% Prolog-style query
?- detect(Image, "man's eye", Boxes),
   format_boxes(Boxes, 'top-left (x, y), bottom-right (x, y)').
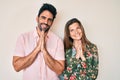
top-left (42, 17), bottom-right (45, 19)
top-left (48, 19), bottom-right (53, 22)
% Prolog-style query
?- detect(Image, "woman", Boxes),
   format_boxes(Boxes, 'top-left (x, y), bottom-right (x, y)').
top-left (60, 18), bottom-right (99, 80)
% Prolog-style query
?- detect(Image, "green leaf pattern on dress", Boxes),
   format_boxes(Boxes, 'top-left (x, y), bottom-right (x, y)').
top-left (62, 43), bottom-right (99, 80)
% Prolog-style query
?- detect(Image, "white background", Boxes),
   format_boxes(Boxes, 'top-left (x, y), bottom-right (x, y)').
top-left (0, 0), bottom-right (120, 80)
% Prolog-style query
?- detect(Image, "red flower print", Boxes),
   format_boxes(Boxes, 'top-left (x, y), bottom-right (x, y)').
top-left (87, 52), bottom-right (92, 57)
top-left (64, 75), bottom-right (68, 80)
top-left (81, 62), bottom-right (87, 68)
top-left (70, 75), bottom-right (76, 80)
top-left (67, 67), bottom-right (72, 71)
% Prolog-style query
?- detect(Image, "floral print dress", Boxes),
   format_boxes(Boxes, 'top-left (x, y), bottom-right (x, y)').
top-left (62, 43), bottom-right (99, 80)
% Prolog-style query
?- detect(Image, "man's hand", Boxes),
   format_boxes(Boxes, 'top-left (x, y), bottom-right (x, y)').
top-left (36, 27), bottom-right (47, 53)
top-left (36, 27), bottom-right (64, 75)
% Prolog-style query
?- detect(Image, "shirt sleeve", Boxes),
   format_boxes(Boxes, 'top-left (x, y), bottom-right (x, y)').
top-left (13, 34), bottom-right (25, 57)
top-left (54, 38), bottom-right (65, 60)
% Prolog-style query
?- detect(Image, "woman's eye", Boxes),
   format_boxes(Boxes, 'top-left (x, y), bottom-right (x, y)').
top-left (70, 29), bottom-right (74, 32)
top-left (77, 27), bottom-right (80, 29)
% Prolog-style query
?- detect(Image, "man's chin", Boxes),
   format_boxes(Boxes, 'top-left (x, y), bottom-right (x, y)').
top-left (41, 27), bottom-right (50, 32)
top-left (44, 28), bottom-right (50, 32)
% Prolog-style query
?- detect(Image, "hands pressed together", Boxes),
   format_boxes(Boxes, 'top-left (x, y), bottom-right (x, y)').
top-left (73, 40), bottom-right (86, 61)
top-left (36, 27), bottom-right (47, 53)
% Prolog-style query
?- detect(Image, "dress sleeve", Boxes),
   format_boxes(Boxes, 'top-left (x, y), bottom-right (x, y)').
top-left (79, 44), bottom-right (99, 80)
top-left (87, 44), bottom-right (99, 80)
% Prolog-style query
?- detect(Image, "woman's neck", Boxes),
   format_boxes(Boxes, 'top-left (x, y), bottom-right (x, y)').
top-left (73, 39), bottom-right (81, 45)
top-left (73, 39), bottom-right (82, 50)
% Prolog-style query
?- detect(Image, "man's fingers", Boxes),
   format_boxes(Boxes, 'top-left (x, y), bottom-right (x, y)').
top-left (36, 27), bottom-right (45, 37)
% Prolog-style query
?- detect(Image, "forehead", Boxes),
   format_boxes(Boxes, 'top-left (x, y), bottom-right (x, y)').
top-left (69, 22), bottom-right (80, 29)
top-left (40, 10), bottom-right (53, 19)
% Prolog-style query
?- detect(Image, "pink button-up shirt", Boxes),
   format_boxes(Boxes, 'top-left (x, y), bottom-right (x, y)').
top-left (14, 29), bottom-right (65, 80)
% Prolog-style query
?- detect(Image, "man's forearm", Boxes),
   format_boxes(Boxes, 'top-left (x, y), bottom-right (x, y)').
top-left (43, 50), bottom-right (65, 75)
top-left (13, 47), bottom-right (39, 72)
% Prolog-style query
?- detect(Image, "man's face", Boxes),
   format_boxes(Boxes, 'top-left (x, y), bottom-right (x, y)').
top-left (37, 10), bottom-right (54, 32)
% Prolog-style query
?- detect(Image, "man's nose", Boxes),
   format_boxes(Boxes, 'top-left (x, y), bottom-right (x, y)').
top-left (44, 19), bottom-right (48, 24)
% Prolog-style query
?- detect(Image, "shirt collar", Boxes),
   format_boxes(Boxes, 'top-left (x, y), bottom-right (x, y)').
top-left (33, 27), bottom-right (50, 39)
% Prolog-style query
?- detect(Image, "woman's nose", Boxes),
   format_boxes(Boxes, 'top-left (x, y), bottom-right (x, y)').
top-left (75, 30), bottom-right (78, 34)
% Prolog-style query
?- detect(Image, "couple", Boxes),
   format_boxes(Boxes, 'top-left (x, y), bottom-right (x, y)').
top-left (12, 3), bottom-right (99, 80)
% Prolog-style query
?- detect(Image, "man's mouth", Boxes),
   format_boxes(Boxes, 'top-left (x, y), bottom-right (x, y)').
top-left (39, 23), bottom-right (50, 32)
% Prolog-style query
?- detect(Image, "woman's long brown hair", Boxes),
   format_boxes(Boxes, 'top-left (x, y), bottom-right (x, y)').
top-left (64, 18), bottom-right (91, 52)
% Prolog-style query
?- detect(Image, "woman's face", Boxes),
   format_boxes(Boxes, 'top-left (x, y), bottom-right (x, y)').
top-left (69, 22), bottom-right (82, 40)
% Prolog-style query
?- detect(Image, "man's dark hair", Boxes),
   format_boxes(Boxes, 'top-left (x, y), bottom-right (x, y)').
top-left (38, 3), bottom-right (57, 20)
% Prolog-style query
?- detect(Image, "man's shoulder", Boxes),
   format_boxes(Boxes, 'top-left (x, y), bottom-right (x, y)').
top-left (19, 30), bottom-right (34, 38)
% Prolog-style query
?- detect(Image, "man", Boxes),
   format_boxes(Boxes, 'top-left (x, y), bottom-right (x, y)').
top-left (13, 3), bottom-right (65, 80)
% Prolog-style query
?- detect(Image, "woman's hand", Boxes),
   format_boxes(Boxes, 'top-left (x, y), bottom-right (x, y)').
top-left (74, 40), bottom-right (86, 61)
top-left (74, 40), bottom-right (82, 59)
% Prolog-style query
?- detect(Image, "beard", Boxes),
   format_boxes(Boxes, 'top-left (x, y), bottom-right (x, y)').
top-left (38, 23), bottom-right (50, 32)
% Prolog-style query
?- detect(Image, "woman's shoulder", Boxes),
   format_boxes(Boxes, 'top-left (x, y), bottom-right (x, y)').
top-left (86, 43), bottom-right (98, 53)
top-left (87, 42), bottom-right (97, 49)
top-left (65, 48), bottom-right (72, 53)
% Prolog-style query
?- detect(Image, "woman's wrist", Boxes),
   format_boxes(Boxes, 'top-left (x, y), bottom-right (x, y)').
top-left (81, 56), bottom-right (86, 61)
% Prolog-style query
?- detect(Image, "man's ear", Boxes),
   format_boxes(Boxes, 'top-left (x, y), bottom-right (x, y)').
top-left (36, 16), bottom-right (39, 23)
